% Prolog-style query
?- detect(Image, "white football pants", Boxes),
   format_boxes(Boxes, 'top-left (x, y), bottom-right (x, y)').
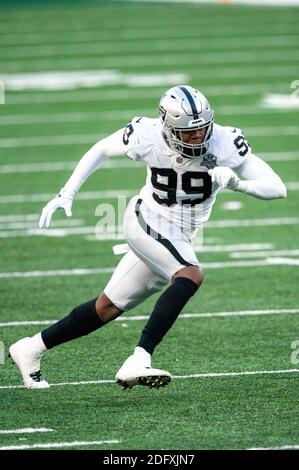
top-left (104, 196), bottom-right (200, 311)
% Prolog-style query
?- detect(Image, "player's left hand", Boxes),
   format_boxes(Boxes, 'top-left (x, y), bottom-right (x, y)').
top-left (208, 166), bottom-right (240, 190)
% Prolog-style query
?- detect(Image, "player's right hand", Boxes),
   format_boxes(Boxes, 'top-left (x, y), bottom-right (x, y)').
top-left (39, 188), bottom-right (75, 228)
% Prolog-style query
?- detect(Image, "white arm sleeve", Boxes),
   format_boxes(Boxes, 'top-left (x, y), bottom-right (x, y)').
top-left (235, 154), bottom-right (287, 200)
top-left (63, 128), bottom-right (126, 193)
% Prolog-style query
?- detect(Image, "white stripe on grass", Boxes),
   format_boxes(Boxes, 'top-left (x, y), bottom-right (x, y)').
top-left (0, 214), bottom-right (38, 222)
top-left (0, 220), bottom-right (83, 230)
top-left (0, 152), bottom-right (297, 175)
top-left (2, 36), bottom-right (299, 59)
top-left (5, 82), bottom-right (289, 105)
top-left (0, 23), bottom-right (298, 41)
top-left (0, 258), bottom-right (298, 279)
top-left (1, 126), bottom-right (298, 148)
top-left (0, 440), bottom-right (120, 450)
top-left (123, 0), bottom-right (299, 5)
top-left (0, 222), bottom-right (295, 239)
top-left (1, 308), bottom-right (299, 328)
top-left (0, 189), bottom-right (136, 204)
top-left (1, 369), bottom-right (298, 390)
top-left (231, 249), bottom-right (299, 259)
top-left (0, 218), bottom-right (297, 241)
top-left (0, 428), bottom-right (53, 434)
top-left (1, 103), bottom-right (298, 127)
top-left (0, 71), bottom-right (188, 92)
top-left (0, 159), bottom-right (142, 173)
top-left (248, 445), bottom-right (299, 450)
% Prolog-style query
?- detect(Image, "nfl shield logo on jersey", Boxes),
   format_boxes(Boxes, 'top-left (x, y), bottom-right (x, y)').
top-left (202, 152), bottom-right (218, 169)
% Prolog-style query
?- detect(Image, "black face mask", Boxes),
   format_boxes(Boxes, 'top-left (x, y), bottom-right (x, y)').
top-left (178, 144), bottom-right (208, 159)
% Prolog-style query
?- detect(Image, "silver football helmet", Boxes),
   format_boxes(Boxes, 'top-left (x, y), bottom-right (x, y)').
top-left (159, 85), bottom-right (214, 159)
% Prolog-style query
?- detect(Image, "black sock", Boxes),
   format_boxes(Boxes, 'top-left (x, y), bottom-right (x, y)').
top-left (41, 298), bottom-right (105, 349)
top-left (137, 277), bottom-right (199, 355)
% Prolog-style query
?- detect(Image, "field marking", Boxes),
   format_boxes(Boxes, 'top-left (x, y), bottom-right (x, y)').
top-left (2, 36), bottom-right (299, 59)
top-left (0, 159), bottom-right (142, 173)
top-left (5, 82), bottom-right (289, 105)
top-left (0, 152), bottom-right (298, 175)
top-left (0, 219), bottom-right (83, 230)
top-left (1, 369), bottom-right (298, 391)
top-left (0, 218), bottom-right (297, 239)
top-left (0, 428), bottom-right (53, 434)
top-left (0, 189), bottom-right (136, 204)
top-left (248, 445), bottom-right (299, 450)
top-left (262, 93), bottom-right (299, 109)
top-left (126, 0), bottom-right (299, 6)
top-left (231, 249), bottom-right (299, 259)
top-left (1, 126), bottom-right (298, 148)
top-left (1, 308), bottom-right (299, 328)
top-left (285, 182), bottom-right (299, 190)
top-left (1, 103), bottom-right (299, 127)
top-left (0, 258), bottom-right (298, 279)
top-left (268, 257), bottom-right (299, 266)
top-left (1, 23), bottom-right (298, 41)
top-left (0, 439), bottom-right (121, 450)
top-left (194, 243), bottom-right (274, 253)
top-left (2, 50), bottom-right (298, 73)
top-left (0, 71), bottom-right (187, 92)
top-left (0, 16), bottom-right (297, 37)
top-left (0, 214), bottom-right (38, 222)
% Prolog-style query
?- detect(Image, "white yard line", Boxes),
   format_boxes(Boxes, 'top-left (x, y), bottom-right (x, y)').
top-left (0, 258), bottom-right (297, 279)
top-left (2, 50), bottom-right (298, 73)
top-left (1, 126), bottom-right (298, 148)
top-left (1, 104), bottom-right (298, 127)
top-left (0, 220), bottom-right (83, 230)
top-left (268, 257), bottom-right (299, 266)
top-left (0, 152), bottom-right (298, 175)
top-left (248, 445), bottom-right (299, 450)
top-left (206, 217), bottom-right (299, 228)
top-left (0, 189), bottom-right (136, 204)
top-left (0, 159), bottom-right (142, 174)
top-left (0, 440), bottom-right (120, 450)
top-left (2, 36), bottom-right (299, 59)
top-left (0, 428), bottom-right (53, 434)
top-left (0, 268), bottom-right (114, 279)
top-left (1, 308), bottom-right (299, 328)
top-left (0, 320), bottom-right (57, 327)
top-left (0, 214), bottom-right (38, 222)
top-left (231, 249), bottom-right (299, 259)
top-left (0, 218), bottom-right (297, 239)
top-left (126, 0), bottom-right (299, 5)
top-left (1, 369), bottom-right (298, 391)
top-left (194, 243), bottom-right (274, 253)
top-left (5, 82), bottom-right (288, 105)
top-left (1, 20), bottom-right (298, 38)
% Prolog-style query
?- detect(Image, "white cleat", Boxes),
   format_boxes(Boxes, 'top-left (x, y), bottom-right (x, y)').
top-left (115, 354), bottom-right (172, 390)
top-left (9, 337), bottom-right (49, 389)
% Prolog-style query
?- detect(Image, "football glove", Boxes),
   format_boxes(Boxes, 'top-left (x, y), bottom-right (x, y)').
top-left (39, 187), bottom-right (75, 228)
top-left (208, 166), bottom-right (240, 190)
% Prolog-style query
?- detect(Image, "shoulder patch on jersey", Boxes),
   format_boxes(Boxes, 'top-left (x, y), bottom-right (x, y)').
top-left (202, 152), bottom-right (218, 169)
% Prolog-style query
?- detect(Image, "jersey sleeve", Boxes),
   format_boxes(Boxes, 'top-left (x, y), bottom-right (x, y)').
top-left (122, 116), bottom-right (149, 162)
top-left (221, 126), bottom-right (253, 169)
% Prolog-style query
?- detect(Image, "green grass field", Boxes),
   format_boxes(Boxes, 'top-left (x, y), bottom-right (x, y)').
top-left (0, 0), bottom-right (299, 451)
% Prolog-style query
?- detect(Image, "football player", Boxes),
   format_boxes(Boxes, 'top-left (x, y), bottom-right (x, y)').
top-left (9, 85), bottom-right (286, 390)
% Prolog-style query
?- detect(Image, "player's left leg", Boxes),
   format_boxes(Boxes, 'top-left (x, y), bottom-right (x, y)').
top-left (115, 197), bottom-right (204, 389)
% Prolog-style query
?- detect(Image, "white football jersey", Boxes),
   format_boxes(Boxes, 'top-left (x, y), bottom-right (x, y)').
top-left (123, 117), bottom-right (251, 237)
